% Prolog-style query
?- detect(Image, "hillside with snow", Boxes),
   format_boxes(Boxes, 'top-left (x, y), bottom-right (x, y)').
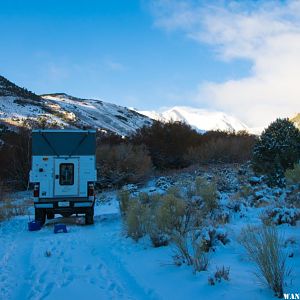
top-left (0, 75), bottom-right (152, 136)
top-left (138, 107), bottom-right (249, 133)
top-left (41, 93), bottom-right (152, 136)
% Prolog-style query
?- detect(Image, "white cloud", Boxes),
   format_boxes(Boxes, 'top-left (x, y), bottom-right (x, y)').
top-left (151, 0), bottom-right (300, 127)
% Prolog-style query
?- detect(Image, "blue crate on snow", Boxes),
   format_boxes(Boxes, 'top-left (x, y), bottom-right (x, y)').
top-left (28, 220), bottom-right (42, 231)
top-left (54, 224), bottom-right (67, 234)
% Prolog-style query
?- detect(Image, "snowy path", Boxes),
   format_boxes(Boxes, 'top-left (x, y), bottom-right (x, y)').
top-left (0, 211), bottom-right (155, 300)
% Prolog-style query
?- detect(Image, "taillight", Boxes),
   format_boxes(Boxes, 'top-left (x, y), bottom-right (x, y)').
top-left (88, 183), bottom-right (94, 197)
top-left (33, 184), bottom-right (40, 198)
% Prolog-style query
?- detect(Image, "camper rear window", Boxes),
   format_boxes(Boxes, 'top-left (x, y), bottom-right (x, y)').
top-left (59, 163), bottom-right (74, 185)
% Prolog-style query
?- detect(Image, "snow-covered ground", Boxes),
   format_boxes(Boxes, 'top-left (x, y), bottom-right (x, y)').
top-left (0, 174), bottom-right (299, 300)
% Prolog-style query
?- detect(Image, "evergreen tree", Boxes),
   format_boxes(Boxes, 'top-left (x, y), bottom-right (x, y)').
top-left (252, 118), bottom-right (300, 186)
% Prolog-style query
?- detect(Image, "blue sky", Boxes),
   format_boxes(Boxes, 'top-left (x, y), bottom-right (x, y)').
top-left (0, 1), bottom-right (249, 109)
top-left (0, 0), bottom-right (299, 126)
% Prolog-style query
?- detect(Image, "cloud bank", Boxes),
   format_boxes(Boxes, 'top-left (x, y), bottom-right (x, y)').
top-left (150, 0), bottom-right (300, 127)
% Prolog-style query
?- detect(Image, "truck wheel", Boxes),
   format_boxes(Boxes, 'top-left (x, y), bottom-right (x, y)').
top-left (35, 208), bottom-right (46, 225)
top-left (47, 212), bottom-right (54, 220)
top-left (85, 208), bottom-right (94, 225)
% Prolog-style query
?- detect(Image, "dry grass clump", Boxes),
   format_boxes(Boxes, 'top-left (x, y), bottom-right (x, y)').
top-left (239, 225), bottom-right (290, 298)
top-left (285, 163), bottom-right (300, 185)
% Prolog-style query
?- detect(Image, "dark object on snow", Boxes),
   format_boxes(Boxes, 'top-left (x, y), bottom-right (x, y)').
top-left (28, 220), bottom-right (42, 231)
top-left (54, 223), bottom-right (68, 234)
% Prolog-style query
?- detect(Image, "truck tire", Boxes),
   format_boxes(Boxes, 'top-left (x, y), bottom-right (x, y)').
top-left (35, 208), bottom-right (46, 225)
top-left (47, 212), bottom-right (55, 220)
top-left (85, 208), bottom-right (94, 225)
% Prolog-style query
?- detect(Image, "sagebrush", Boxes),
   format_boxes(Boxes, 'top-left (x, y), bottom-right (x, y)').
top-left (239, 225), bottom-right (290, 298)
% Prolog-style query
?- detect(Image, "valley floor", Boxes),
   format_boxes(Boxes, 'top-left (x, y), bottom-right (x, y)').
top-left (0, 185), bottom-right (299, 300)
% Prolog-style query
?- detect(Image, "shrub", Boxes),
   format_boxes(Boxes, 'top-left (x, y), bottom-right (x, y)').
top-left (239, 225), bottom-right (290, 298)
top-left (172, 230), bottom-right (209, 273)
top-left (125, 200), bottom-right (147, 241)
top-left (131, 120), bottom-right (202, 169)
top-left (261, 207), bottom-right (300, 226)
top-left (201, 226), bottom-right (230, 252)
top-left (252, 118), bottom-right (300, 187)
top-left (208, 266), bottom-right (230, 285)
top-left (137, 193), bottom-right (170, 247)
top-left (185, 130), bottom-right (256, 164)
top-left (117, 190), bottom-right (131, 215)
top-left (195, 177), bottom-right (218, 212)
top-left (96, 143), bottom-right (152, 187)
top-left (0, 128), bottom-right (31, 189)
top-left (285, 163), bottom-right (300, 185)
top-left (155, 193), bottom-right (186, 234)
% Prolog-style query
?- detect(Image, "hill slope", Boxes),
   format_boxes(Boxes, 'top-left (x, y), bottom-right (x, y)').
top-left (0, 75), bottom-right (152, 136)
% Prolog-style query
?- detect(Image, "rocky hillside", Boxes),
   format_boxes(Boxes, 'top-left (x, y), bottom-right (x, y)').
top-left (41, 93), bottom-right (152, 136)
top-left (0, 75), bottom-right (152, 136)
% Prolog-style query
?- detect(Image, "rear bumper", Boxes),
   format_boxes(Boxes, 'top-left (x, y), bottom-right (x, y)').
top-left (34, 198), bottom-right (95, 212)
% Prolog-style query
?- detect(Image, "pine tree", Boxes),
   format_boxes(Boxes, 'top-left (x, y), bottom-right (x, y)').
top-left (252, 118), bottom-right (300, 186)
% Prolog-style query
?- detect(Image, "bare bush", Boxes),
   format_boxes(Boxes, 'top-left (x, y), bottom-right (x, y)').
top-left (131, 120), bottom-right (202, 169)
top-left (96, 143), bottom-right (152, 188)
top-left (239, 225), bottom-right (290, 298)
top-left (185, 131), bottom-right (256, 164)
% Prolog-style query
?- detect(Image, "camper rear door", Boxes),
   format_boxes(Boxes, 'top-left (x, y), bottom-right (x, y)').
top-left (54, 158), bottom-right (79, 197)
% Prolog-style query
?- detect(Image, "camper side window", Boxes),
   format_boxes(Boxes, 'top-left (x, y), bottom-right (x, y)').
top-left (59, 163), bottom-right (74, 185)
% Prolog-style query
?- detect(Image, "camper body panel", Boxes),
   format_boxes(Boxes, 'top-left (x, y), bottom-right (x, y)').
top-left (30, 155), bottom-right (96, 200)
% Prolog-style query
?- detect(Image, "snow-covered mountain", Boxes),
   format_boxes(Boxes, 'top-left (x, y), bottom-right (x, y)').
top-left (138, 106), bottom-right (249, 133)
top-left (0, 75), bottom-right (152, 136)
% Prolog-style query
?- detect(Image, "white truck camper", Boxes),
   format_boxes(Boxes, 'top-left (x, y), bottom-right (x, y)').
top-left (29, 129), bottom-right (97, 225)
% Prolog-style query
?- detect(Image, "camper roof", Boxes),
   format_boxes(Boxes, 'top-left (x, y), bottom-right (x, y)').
top-left (32, 130), bottom-right (96, 156)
